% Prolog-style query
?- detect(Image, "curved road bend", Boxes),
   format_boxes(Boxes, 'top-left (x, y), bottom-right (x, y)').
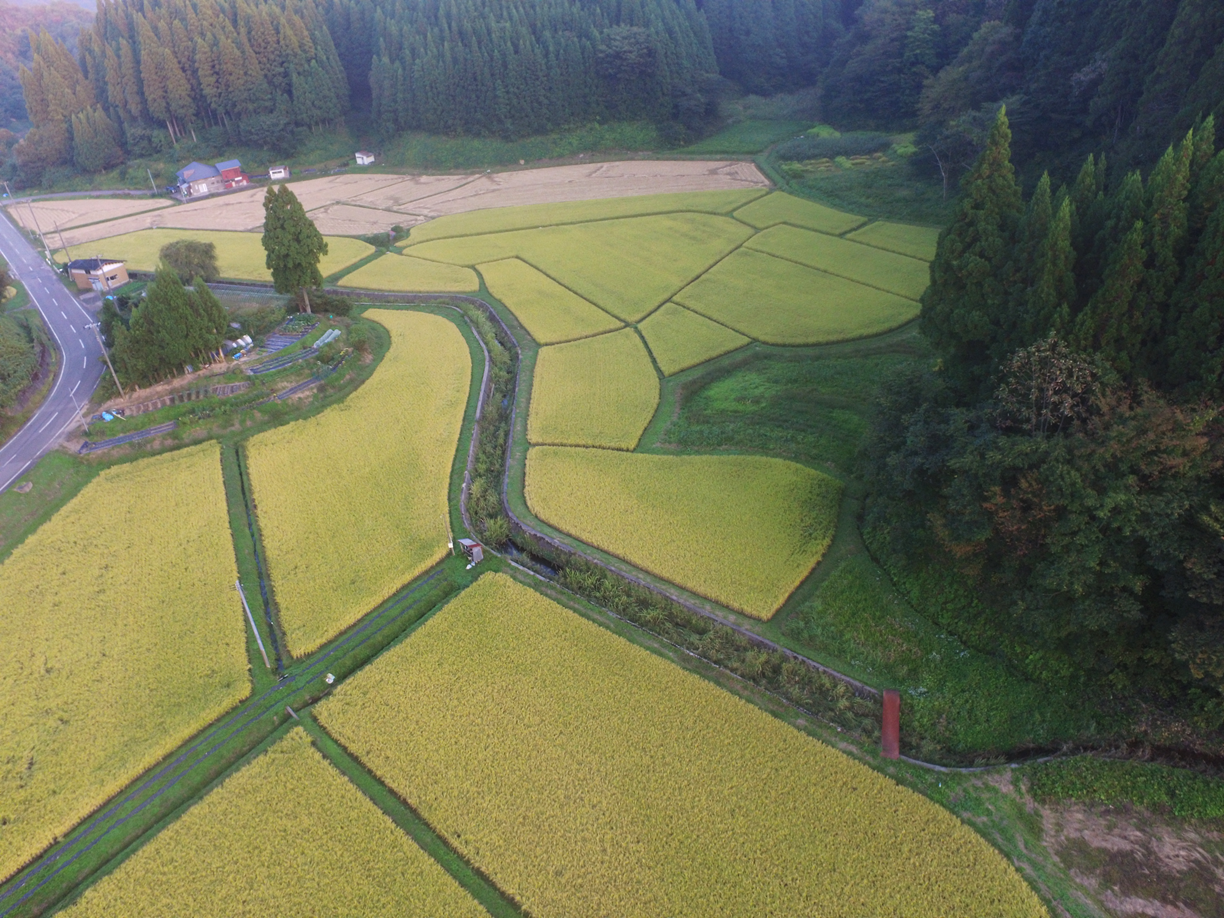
top-left (0, 211), bottom-right (104, 494)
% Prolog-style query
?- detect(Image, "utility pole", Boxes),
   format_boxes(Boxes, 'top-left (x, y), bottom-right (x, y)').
top-left (54, 221), bottom-right (68, 255)
top-left (147, 168), bottom-right (158, 195)
top-left (70, 390), bottom-right (90, 434)
top-left (87, 322), bottom-right (125, 397)
top-left (22, 197), bottom-right (51, 262)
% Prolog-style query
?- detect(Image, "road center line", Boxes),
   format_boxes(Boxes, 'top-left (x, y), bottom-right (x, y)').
top-left (70, 379), bottom-right (80, 395)
top-left (37, 411), bottom-right (59, 433)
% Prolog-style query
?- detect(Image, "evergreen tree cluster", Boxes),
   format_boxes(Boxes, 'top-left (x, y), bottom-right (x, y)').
top-left (15, 0), bottom-right (348, 180)
top-left (102, 264), bottom-right (229, 385)
top-left (320, 0), bottom-right (718, 139)
top-left (865, 110), bottom-right (1224, 711)
top-left (696, 0), bottom-right (848, 96)
top-left (824, 0), bottom-right (1224, 182)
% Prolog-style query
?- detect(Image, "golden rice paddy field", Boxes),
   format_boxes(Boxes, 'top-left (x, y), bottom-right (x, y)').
top-left (732, 190), bottom-right (870, 234)
top-left (638, 301), bottom-right (749, 375)
top-left (245, 309), bottom-right (470, 657)
top-left (477, 257), bottom-right (621, 344)
top-left (338, 252), bottom-right (479, 292)
top-left (316, 573), bottom-right (1047, 918)
top-left (0, 443), bottom-right (249, 884)
top-left (674, 247), bottom-right (919, 344)
top-left (525, 447), bottom-right (841, 618)
top-left (60, 728), bottom-right (486, 918)
top-left (745, 223), bottom-right (931, 299)
top-left (405, 212), bottom-right (754, 322)
top-left (846, 219), bottom-right (942, 260)
top-left (528, 328), bottom-right (659, 449)
top-left (56, 228), bottom-right (372, 282)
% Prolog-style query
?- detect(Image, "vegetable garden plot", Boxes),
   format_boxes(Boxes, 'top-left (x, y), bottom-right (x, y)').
top-left (675, 247), bottom-right (919, 345)
top-left (405, 212), bottom-right (753, 322)
top-left (0, 442), bottom-right (248, 883)
top-left (525, 447), bottom-right (841, 618)
top-left (478, 258), bottom-right (621, 344)
top-left (61, 729), bottom-right (487, 918)
top-left (56, 228), bottom-right (373, 282)
top-left (317, 573), bottom-right (1048, 918)
top-left (528, 328), bottom-right (659, 449)
top-left (638, 302), bottom-right (749, 375)
top-left (245, 310), bottom-right (470, 657)
top-left (732, 191), bottom-right (868, 235)
top-left (745, 224), bottom-right (931, 300)
top-left (338, 252), bottom-right (479, 293)
top-left (845, 220), bottom-right (942, 261)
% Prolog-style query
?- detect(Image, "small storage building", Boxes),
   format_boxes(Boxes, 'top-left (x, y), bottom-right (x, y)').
top-left (216, 159), bottom-right (249, 189)
top-left (269, 165), bottom-right (290, 180)
top-left (66, 258), bottom-right (128, 292)
top-left (355, 150), bottom-right (375, 166)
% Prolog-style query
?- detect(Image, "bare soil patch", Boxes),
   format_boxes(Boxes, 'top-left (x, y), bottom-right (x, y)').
top-left (1044, 802), bottom-right (1224, 917)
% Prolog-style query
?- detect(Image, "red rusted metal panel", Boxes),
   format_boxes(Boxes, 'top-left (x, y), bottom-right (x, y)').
top-left (881, 689), bottom-right (900, 759)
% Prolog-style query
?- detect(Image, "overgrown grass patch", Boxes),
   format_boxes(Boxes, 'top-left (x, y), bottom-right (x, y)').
top-left (1026, 757), bottom-right (1224, 821)
top-left (680, 119), bottom-right (811, 154)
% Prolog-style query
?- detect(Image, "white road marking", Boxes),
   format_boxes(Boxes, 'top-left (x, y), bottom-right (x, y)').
top-left (61, 310), bottom-right (67, 319)
top-left (70, 379), bottom-right (80, 395)
top-left (37, 411), bottom-right (59, 433)
top-left (78, 339), bottom-right (84, 348)
top-left (82, 356), bottom-right (87, 368)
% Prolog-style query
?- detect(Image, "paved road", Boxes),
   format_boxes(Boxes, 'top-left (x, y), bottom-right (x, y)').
top-left (0, 211), bottom-right (104, 494)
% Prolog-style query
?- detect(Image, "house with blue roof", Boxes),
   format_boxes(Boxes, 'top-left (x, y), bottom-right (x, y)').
top-left (175, 159), bottom-right (249, 198)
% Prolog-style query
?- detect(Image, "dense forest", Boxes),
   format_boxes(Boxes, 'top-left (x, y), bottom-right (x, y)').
top-left (867, 110), bottom-right (1224, 719)
top-left (7, 0), bottom-right (1224, 185)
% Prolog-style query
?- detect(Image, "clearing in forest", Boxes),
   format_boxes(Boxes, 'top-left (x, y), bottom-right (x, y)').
top-left (525, 447), bottom-right (841, 618)
top-left (527, 328), bottom-right (659, 449)
top-left (59, 728), bottom-right (486, 918)
top-left (316, 573), bottom-right (1047, 918)
top-left (244, 310), bottom-right (470, 657)
top-left (0, 442), bottom-right (249, 884)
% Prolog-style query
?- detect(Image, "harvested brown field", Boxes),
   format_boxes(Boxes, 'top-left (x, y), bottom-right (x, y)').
top-left (43, 161), bottom-right (770, 247)
top-left (6, 197), bottom-right (172, 233)
top-left (395, 160), bottom-right (769, 218)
